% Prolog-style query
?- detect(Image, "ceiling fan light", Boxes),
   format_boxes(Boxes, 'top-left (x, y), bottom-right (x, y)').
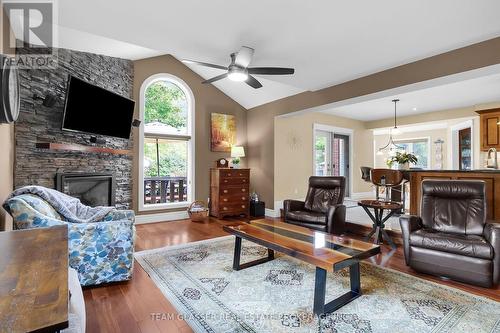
top-left (228, 72), bottom-right (248, 82)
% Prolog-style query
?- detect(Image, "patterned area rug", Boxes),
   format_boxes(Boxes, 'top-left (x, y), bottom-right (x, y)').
top-left (135, 236), bottom-right (500, 333)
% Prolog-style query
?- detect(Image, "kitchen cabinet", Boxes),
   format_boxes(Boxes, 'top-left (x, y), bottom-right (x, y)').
top-left (476, 108), bottom-right (500, 150)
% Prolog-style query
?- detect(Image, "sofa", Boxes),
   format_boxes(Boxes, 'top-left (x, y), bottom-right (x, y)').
top-left (400, 179), bottom-right (500, 287)
top-left (283, 176), bottom-right (346, 234)
top-left (4, 193), bottom-right (135, 286)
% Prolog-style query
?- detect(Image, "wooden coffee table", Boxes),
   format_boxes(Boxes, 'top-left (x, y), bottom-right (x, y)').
top-left (223, 219), bottom-right (380, 316)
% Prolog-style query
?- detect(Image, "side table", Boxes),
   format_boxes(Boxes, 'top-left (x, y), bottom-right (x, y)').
top-left (250, 201), bottom-right (265, 218)
top-left (357, 199), bottom-right (401, 249)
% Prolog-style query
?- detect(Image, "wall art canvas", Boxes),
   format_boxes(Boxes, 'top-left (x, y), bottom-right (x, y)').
top-left (211, 113), bottom-right (236, 152)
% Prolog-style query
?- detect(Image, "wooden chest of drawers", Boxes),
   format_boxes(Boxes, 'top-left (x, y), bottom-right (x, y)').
top-left (210, 168), bottom-right (250, 218)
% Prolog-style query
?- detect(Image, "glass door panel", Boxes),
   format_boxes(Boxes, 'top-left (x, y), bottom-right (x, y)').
top-left (314, 130), bottom-right (330, 176)
top-left (314, 129), bottom-right (350, 197)
top-left (333, 134), bottom-right (350, 196)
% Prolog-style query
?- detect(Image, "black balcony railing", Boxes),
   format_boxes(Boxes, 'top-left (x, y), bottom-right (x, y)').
top-left (144, 176), bottom-right (187, 204)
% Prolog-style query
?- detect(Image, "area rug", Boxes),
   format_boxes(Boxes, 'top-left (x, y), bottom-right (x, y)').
top-left (135, 236), bottom-right (500, 333)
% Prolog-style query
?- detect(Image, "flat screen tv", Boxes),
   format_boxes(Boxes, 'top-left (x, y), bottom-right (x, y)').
top-left (62, 76), bottom-right (135, 139)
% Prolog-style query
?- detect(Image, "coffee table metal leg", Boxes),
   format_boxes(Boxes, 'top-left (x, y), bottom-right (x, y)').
top-left (233, 236), bottom-right (242, 270)
top-left (313, 267), bottom-right (327, 315)
top-left (313, 263), bottom-right (362, 316)
top-left (232, 236), bottom-right (275, 271)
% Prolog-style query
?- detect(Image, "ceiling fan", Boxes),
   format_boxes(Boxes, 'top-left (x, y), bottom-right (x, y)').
top-left (182, 46), bottom-right (294, 89)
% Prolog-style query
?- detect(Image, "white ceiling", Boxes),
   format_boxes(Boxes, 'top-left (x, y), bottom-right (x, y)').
top-left (9, 0), bottom-right (500, 109)
top-left (322, 71), bottom-right (500, 121)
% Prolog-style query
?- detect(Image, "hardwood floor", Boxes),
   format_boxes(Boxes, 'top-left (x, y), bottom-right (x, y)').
top-left (83, 217), bottom-right (500, 333)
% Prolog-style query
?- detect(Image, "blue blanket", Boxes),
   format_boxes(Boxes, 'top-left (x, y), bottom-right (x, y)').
top-left (5, 186), bottom-right (114, 223)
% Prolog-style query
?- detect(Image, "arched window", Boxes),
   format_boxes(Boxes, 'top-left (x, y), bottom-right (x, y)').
top-left (139, 74), bottom-right (194, 210)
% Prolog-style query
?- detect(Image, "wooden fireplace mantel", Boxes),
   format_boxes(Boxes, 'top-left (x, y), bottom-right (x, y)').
top-left (35, 142), bottom-right (132, 156)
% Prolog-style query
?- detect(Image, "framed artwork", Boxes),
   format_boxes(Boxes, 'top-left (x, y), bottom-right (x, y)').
top-left (211, 113), bottom-right (236, 152)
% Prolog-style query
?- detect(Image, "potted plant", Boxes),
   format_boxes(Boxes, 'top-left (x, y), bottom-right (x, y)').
top-left (386, 152), bottom-right (418, 170)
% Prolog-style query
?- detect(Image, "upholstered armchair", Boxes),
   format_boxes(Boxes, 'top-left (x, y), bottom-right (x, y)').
top-left (283, 176), bottom-right (346, 234)
top-left (4, 194), bottom-right (135, 286)
top-left (400, 180), bottom-right (500, 287)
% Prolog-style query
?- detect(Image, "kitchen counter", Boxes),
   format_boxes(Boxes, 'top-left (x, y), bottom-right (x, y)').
top-left (408, 170), bottom-right (500, 220)
top-left (404, 168), bottom-right (500, 173)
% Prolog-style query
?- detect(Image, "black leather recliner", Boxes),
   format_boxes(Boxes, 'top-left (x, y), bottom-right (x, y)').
top-left (283, 176), bottom-right (346, 235)
top-left (400, 179), bottom-right (500, 287)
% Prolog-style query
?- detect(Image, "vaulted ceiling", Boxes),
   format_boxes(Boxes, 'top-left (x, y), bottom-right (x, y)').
top-left (11, 1), bottom-right (500, 109)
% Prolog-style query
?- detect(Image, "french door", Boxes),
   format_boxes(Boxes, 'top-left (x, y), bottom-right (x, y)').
top-left (314, 129), bottom-right (350, 196)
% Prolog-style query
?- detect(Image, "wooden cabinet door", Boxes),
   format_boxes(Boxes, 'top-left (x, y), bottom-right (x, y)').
top-left (477, 109), bottom-right (500, 150)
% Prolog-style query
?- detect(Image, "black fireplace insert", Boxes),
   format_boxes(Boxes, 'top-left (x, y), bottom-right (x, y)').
top-left (56, 172), bottom-right (115, 207)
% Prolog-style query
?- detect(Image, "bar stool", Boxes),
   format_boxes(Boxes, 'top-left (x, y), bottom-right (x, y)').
top-left (360, 166), bottom-right (372, 183)
top-left (357, 169), bottom-right (404, 249)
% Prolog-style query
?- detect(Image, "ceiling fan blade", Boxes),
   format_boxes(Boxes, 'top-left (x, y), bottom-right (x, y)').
top-left (234, 46), bottom-right (254, 67)
top-left (182, 59), bottom-right (228, 71)
top-left (202, 73), bottom-right (228, 84)
top-left (245, 75), bottom-right (263, 89)
top-left (248, 67), bottom-right (295, 75)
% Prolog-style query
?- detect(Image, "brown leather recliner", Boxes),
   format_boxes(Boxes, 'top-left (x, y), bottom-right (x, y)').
top-left (400, 179), bottom-right (500, 287)
top-left (283, 176), bottom-right (346, 235)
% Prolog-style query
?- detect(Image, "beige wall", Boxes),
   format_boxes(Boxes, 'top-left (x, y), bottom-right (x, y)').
top-left (248, 37), bottom-right (500, 209)
top-left (1, 6), bottom-right (16, 57)
top-left (132, 55), bottom-right (247, 214)
top-left (0, 123), bottom-right (14, 231)
top-left (274, 112), bottom-right (373, 204)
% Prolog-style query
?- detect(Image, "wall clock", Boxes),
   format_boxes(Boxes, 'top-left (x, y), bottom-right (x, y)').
top-left (0, 55), bottom-right (20, 124)
top-left (216, 158), bottom-right (229, 168)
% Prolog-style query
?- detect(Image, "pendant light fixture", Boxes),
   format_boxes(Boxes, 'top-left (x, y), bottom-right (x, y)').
top-left (391, 99), bottom-right (401, 135)
top-left (376, 99), bottom-right (404, 155)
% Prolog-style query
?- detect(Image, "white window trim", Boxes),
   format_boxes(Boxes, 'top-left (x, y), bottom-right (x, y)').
top-left (138, 73), bottom-right (195, 212)
top-left (394, 136), bottom-right (431, 169)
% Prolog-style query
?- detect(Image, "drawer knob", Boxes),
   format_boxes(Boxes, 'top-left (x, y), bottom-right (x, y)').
top-left (242, 197), bottom-right (246, 200)
top-left (242, 205), bottom-right (245, 208)
top-left (241, 189), bottom-right (246, 192)
top-left (223, 207), bottom-right (228, 210)
top-left (223, 190), bottom-right (228, 193)
top-left (224, 180), bottom-right (228, 183)
top-left (243, 179), bottom-right (246, 183)
top-left (223, 198), bottom-right (228, 202)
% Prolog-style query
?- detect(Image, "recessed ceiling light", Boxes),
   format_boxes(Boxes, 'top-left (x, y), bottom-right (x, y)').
top-left (412, 107), bottom-right (417, 111)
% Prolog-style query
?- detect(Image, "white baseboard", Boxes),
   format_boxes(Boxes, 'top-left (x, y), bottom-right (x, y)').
top-left (265, 208), bottom-right (280, 218)
top-left (135, 211), bottom-right (189, 224)
top-left (264, 200), bottom-right (283, 218)
top-left (348, 191), bottom-right (374, 200)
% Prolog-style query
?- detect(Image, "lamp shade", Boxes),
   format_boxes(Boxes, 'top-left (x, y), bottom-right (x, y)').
top-left (231, 146), bottom-right (245, 158)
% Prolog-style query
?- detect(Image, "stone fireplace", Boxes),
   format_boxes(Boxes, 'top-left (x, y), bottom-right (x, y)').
top-left (13, 47), bottom-right (133, 209)
top-left (56, 172), bottom-right (115, 207)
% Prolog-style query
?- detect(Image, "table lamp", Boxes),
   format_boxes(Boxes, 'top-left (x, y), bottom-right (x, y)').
top-left (231, 146), bottom-right (245, 169)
